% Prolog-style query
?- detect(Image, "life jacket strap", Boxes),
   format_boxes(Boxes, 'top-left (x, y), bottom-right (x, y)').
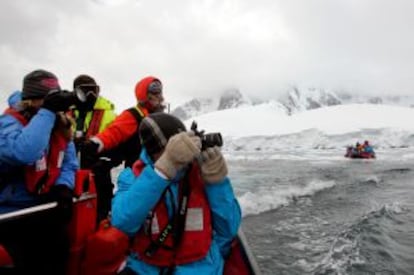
top-left (143, 168), bottom-right (192, 258)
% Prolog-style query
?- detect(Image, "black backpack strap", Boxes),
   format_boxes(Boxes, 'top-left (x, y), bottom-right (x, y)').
top-left (114, 106), bottom-right (145, 168)
top-left (75, 110), bottom-right (87, 133)
top-left (126, 106), bottom-right (144, 124)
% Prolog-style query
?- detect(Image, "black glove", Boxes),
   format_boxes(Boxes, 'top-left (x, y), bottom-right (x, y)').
top-left (74, 135), bottom-right (86, 153)
top-left (80, 139), bottom-right (100, 169)
top-left (51, 184), bottom-right (74, 223)
top-left (42, 90), bottom-right (73, 113)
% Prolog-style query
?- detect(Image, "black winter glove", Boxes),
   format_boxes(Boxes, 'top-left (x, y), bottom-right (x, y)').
top-left (80, 139), bottom-right (100, 169)
top-left (42, 90), bottom-right (73, 113)
top-left (74, 135), bottom-right (86, 153)
top-left (51, 184), bottom-right (74, 223)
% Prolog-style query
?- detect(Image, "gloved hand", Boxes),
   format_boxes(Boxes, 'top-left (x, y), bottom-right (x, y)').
top-left (200, 146), bottom-right (228, 184)
top-left (155, 132), bottom-right (201, 179)
top-left (74, 135), bottom-right (86, 153)
top-left (42, 90), bottom-right (73, 113)
top-left (80, 139), bottom-right (100, 169)
top-left (51, 184), bottom-right (74, 223)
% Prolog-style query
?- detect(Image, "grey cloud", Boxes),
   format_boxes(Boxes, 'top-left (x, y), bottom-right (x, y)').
top-left (1, 0), bottom-right (414, 112)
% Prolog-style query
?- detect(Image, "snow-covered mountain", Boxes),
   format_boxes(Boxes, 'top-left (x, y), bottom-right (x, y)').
top-left (171, 88), bottom-right (253, 120)
top-left (337, 92), bottom-right (414, 107)
top-left (278, 86), bottom-right (342, 114)
top-left (183, 103), bottom-right (414, 153)
top-left (171, 86), bottom-right (414, 120)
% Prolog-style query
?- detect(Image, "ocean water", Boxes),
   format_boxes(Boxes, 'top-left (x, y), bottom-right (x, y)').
top-left (228, 148), bottom-right (414, 275)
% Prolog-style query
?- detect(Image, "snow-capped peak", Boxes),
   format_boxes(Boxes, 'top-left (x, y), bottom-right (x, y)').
top-left (279, 86), bottom-right (342, 115)
top-left (171, 88), bottom-right (250, 120)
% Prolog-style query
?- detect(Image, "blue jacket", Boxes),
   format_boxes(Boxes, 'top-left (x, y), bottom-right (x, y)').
top-left (7, 90), bottom-right (21, 109)
top-left (363, 145), bottom-right (374, 154)
top-left (112, 150), bottom-right (242, 275)
top-left (0, 92), bottom-right (78, 213)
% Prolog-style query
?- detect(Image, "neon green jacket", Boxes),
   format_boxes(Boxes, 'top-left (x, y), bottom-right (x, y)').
top-left (73, 96), bottom-right (117, 136)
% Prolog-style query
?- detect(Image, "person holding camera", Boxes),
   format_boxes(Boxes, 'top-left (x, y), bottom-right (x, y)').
top-left (70, 74), bottom-right (117, 223)
top-left (111, 112), bottom-right (241, 275)
top-left (81, 76), bottom-right (165, 170)
top-left (0, 69), bottom-right (78, 275)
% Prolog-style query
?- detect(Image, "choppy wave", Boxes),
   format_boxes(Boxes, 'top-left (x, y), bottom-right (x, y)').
top-left (382, 168), bottom-right (412, 174)
top-left (238, 179), bottom-right (336, 217)
top-left (356, 174), bottom-right (382, 185)
top-left (314, 202), bottom-right (409, 275)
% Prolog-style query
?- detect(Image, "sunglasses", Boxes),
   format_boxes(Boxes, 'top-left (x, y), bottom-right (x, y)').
top-left (148, 81), bottom-right (162, 94)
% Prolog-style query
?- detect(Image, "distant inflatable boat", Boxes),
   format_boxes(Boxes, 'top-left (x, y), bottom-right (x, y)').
top-left (345, 148), bottom-right (376, 159)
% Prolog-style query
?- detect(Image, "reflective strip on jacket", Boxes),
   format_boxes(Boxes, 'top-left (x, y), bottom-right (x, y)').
top-left (0, 94), bottom-right (78, 213)
top-left (130, 161), bottom-right (212, 267)
top-left (111, 150), bottom-right (242, 275)
top-left (72, 96), bottom-right (117, 137)
top-left (5, 108), bottom-right (70, 194)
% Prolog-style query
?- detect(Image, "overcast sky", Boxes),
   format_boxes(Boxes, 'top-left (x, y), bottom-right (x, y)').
top-left (1, 0), bottom-right (414, 112)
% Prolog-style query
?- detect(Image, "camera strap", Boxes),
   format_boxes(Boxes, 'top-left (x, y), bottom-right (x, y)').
top-left (75, 110), bottom-right (87, 135)
top-left (144, 167), bottom-right (192, 256)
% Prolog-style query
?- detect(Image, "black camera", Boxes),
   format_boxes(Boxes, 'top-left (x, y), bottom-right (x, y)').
top-left (190, 121), bottom-right (223, 150)
top-left (50, 87), bottom-right (87, 110)
top-left (65, 87), bottom-right (87, 106)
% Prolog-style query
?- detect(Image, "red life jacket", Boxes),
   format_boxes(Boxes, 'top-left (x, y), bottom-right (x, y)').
top-left (130, 160), bottom-right (212, 267)
top-left (85, 110), bottom-right (104, 138)
top-left (5, 108), bottom-right (69, 194)
top-left (4, 108), bottom-right (27, 125)
top-left (69, 109), bottom-right (105, 139)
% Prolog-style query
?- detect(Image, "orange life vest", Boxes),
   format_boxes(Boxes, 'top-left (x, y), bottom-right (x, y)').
top-left (130, 160), bottom-right (212, 267)
top-left (5, 108), bottom-right (69, 194)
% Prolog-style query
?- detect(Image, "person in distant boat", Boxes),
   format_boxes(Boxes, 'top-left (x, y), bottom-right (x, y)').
top-left (81, 76), bottom-right (165, 169)
top-left (0, 70), bottom-right (78, 274)
top-left (355, 141), bottom-right (363, 153)
top-left (345, 145), bottom-right (353, 157)
top-left (362, 140), bottom-right (375, 154)
top-left (111, 113), bottom-right (241, 275)
top-left (70, 74), bottom-right (117, 223)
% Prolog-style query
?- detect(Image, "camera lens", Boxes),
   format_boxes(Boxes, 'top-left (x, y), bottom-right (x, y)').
top-left (202, 133), bottom-right (223, 149)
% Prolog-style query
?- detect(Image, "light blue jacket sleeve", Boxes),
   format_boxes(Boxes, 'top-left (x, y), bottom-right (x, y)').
top-left (115, 167), bottom-right (135, 193)
top-left (8, 91), bottom-right (21, 109)
top-left (112, 166), bottom-right (170, 236)
top-left (205, 177), bottom-right (242, 256)
top-left (55, 141), bottom-right (79, 190)
top-left (0, 108), bottom-right (56, 165)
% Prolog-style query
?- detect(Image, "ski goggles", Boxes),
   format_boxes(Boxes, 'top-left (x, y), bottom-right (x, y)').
top-left (148, 81), bottom-right (163, 95)
top-left (77, 84), bottom-right (100, 96)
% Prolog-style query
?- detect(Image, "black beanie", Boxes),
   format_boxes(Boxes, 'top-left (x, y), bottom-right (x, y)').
top-left (22, 69), bottom-right (60, 100)
top-left (139, 113), bottom-right (186, 156)
top-left (73, 74), bottom-right (97, 88)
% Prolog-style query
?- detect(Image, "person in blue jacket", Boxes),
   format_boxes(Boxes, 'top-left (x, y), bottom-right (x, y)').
top-left (111, 112), bottom-right (241, 275)
top-left (0, 69), bottom-right (79, 275)
top-left (362, 140), bottom-right (374, 153)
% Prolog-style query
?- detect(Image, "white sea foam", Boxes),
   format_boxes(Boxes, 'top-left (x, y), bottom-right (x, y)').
top-left (238, 179), bottom-right (336, 216)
